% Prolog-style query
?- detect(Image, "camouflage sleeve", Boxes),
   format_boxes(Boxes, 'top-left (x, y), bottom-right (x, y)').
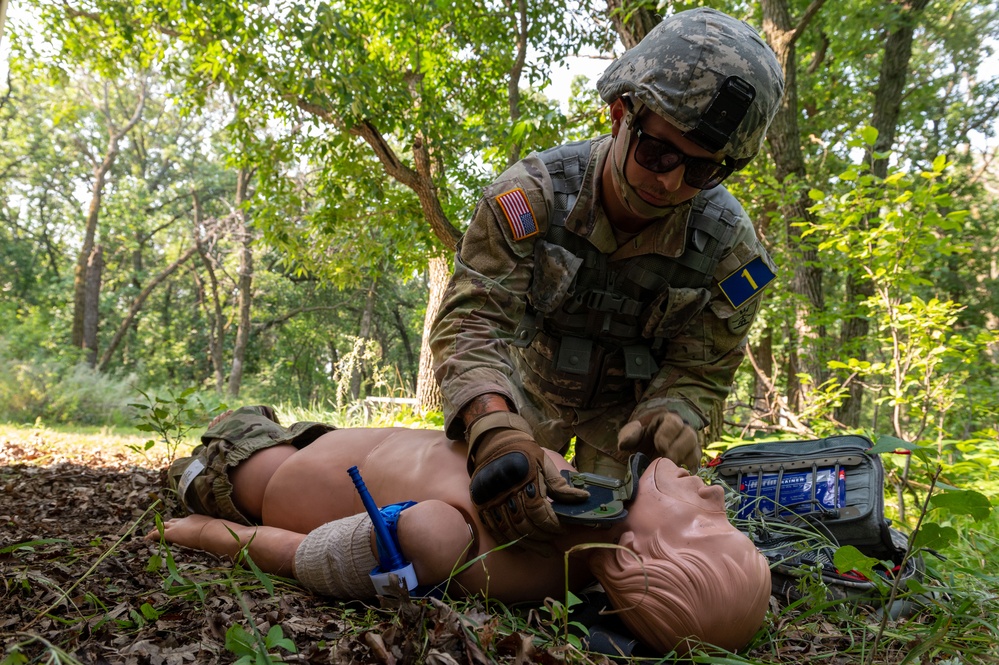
top-left (631, 221), bottom-right (776, 431)
top-left (430, 157), bottom-right (552, 441)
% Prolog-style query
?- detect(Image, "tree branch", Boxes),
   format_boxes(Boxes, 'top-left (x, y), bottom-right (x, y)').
top-left (97, 245), bottom-right (199, 371)
top-left (790, 0), bottom-right (827, 47)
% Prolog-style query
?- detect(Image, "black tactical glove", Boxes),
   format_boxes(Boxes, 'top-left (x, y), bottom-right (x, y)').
top-left (617, 410), bottom-right (701, 470)
top-left (467, 412), bottom-right (589, 552)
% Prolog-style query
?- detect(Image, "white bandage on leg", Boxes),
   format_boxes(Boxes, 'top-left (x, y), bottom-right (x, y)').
top-left (293, 513), bottom-right (378, 598)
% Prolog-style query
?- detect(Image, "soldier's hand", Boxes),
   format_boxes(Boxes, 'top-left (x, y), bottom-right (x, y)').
top-left (467, 413), bottom-right (589, 553)
top-left (617, 411), bottom-right (701, 470)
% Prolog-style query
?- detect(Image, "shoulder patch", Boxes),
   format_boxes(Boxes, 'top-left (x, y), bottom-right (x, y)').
top-left (728, 299), bottom-right (759, 335)
top-left (718, 255), bottom-right (776, 308)
top-left (495, 188), bottom-right (538, 241)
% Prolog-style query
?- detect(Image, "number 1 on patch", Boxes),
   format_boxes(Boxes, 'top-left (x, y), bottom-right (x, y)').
top-left (719, 256), bottom-right (776, 308)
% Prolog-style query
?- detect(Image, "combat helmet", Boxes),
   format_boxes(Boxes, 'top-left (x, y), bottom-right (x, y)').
top-left (597, 7), bottom-right (785, 168)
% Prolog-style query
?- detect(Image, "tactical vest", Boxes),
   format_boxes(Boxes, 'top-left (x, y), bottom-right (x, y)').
top-left (511, 139), bottom-right (742, 410)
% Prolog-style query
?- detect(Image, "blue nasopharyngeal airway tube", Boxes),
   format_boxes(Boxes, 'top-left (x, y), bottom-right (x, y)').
top-left (347, 465), bottom-right (405, 571)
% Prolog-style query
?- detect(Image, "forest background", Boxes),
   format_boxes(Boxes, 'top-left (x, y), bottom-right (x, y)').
top-left (2, 0), bottom-right (999, 662)
top-left (2, 0), bottom-right (998, 447)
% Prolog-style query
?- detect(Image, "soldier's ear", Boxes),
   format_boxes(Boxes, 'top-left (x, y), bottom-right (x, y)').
top-left (609, 98), bottom-right (628, 137)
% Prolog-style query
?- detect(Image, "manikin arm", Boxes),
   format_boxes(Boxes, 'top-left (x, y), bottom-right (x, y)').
top-left (146, 501), bottom-right (474, 594)
top-left (146, 515), bottom-right (304, 578)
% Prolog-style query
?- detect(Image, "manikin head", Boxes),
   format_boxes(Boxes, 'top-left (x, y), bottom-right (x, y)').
top-left (596, 7), bottom-right (785, 219)
top-left (590, 458), bottom-right (771, 654)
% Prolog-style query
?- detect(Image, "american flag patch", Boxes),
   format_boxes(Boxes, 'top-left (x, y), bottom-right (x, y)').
top-left (495, 188), bottom-right (538, 241)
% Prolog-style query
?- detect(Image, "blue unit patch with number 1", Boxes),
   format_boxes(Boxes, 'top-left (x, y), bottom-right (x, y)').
top-left (719, 256), bottom-right (777, 308)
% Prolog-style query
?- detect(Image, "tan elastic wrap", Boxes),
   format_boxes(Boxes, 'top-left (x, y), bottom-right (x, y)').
top-left (294, 513), bottom-right (378, 599)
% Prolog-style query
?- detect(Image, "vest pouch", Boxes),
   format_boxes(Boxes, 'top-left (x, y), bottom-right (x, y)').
top-left (640, 287), bottom-right (711, 339)
top-left (530, 241), bottom-right (582, 314)
top-left (622, 345), bottom-right (656, 380)
top-left (556, 336), bottom-right (593, 376)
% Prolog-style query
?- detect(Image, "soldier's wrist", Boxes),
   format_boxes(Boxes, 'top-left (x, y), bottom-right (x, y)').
top-left (467, 411), bottom-right (532, 456)
top-left (460, 393), bottom-right (514, 431)
top-left (631, 399), bottom-right (704, 430)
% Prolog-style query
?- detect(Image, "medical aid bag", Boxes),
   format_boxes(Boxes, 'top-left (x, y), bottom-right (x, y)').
top-left (708, 435), bottom-right (905, 563)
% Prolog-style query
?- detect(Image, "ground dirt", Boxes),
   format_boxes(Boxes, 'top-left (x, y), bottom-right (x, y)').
top-left (0, 425), bottom-right (601, 665)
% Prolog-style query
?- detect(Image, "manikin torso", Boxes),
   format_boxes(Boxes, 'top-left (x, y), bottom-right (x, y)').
top-left (227, 427), bottom-right (740, 604)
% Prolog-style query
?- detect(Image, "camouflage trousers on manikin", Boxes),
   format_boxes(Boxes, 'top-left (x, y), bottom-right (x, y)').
top-left (166, 405), bottom-right (335, 525)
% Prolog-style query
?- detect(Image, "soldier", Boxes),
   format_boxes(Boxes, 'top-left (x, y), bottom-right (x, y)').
top-left (430, 8), bottom-right (785, 547)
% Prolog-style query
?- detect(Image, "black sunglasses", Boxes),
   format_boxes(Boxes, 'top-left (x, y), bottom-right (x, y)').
top-left (631, 116), bottom-right (734, 190)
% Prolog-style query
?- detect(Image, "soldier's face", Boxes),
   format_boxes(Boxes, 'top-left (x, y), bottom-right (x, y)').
top-left (620, 111), bottom-right (722, 208)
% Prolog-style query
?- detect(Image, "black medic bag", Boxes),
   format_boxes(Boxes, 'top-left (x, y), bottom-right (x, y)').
top-left (707, 435), bottom-right (905, 563)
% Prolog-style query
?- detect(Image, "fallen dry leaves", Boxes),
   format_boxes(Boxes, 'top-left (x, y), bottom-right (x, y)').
top-left (0, 425), bottom-right (612, 664)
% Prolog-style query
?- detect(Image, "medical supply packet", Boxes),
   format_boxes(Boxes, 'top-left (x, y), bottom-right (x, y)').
top-left (736, 467), bottom-right (846, 520)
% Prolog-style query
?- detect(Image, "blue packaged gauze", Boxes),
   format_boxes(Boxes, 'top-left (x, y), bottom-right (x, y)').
top-left (737, 468), bottom-right (846, 520)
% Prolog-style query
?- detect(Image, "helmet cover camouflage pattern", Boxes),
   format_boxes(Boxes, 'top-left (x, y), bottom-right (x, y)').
top-left (597, 7), bottom-right (785, 165)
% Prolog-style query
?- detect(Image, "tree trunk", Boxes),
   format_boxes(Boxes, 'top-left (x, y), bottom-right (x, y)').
top-left (82, 244), bottom-right (103, 368)
top-left (71, 82), bottom-right (146, 347)
top-left (391, 304), bottom-right (416, 390)
top-left (192, 190), bottom-right (226, 394)
top-left (98, 246), bottom-right (198, 372)
top-left (760, 0), bottom-right (827, 413)
top-left (605, 0), bottom-right (661, 48)
top-left (837, 0), bottom-right (929, 426)
top-left (416, 253), bottom-right (449, 413)
top-left (350, 280), bottom-right (378, 401)
top-left (72, 147), bottom-right (114, 348)
top-left (751, 330), bottom-right (776, 431)
top-left (227, 168), bottom-right (254, 398)
top-left (0, 0), bottom-right (10, 47)
top-left (506, 0), bottom-right (528, 167)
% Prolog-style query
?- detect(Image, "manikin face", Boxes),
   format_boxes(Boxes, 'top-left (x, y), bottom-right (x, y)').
top-left (603, 457), bottom-right (771, 655)
top-left (626, 457), bottom-right (742, 553)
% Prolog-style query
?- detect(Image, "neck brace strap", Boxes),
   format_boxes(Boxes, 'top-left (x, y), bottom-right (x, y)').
top-left (551, 454), bottom-right (650, 526)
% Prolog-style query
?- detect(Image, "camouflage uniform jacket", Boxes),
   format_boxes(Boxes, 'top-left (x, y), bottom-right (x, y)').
top-left (431, 136), bottom-right (775, 442)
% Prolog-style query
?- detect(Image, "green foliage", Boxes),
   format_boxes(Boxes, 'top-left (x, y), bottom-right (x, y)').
top-left (803, 129), bottom-right (999, 442)
top-left (0, 344), bottom-right (139, 426)
top-left (225, 624), bottom-right (298, 665)
top-left (129, 387), bottom-right (227, 461)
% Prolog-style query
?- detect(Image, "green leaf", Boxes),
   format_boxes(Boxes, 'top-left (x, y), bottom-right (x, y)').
top-left (912, 522), bottom-right (958, 550)
top-left (0, 538), bottom-right (69, 554)
top-left (225, 623), bottom-right (256, 657)
top-left (833, 546), bottom-right (885, 588)
top-left (266, 624), bottom-right (297, 653)
top-left (929, 489), bottom-right (993, 522)
top-left (860, 126), bottom-right (879, 146)
top-left (807, 188), bottom-right (825, 201)
top-left (932, 154), bottom-right (947, 172)
top-left (140, 602), bottom-right (162, 621)
top-left (145, 553), bottom-right (162, 572)
top-left (869, 435), bottom-right (918, 454)
top-left (244, 552), bottom-right (276, 596)
top-left (1, 647), bottom-right (29, 665)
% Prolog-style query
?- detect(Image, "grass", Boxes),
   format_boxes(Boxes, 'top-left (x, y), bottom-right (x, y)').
top-left (3, 408), bottom-right (999, 664)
